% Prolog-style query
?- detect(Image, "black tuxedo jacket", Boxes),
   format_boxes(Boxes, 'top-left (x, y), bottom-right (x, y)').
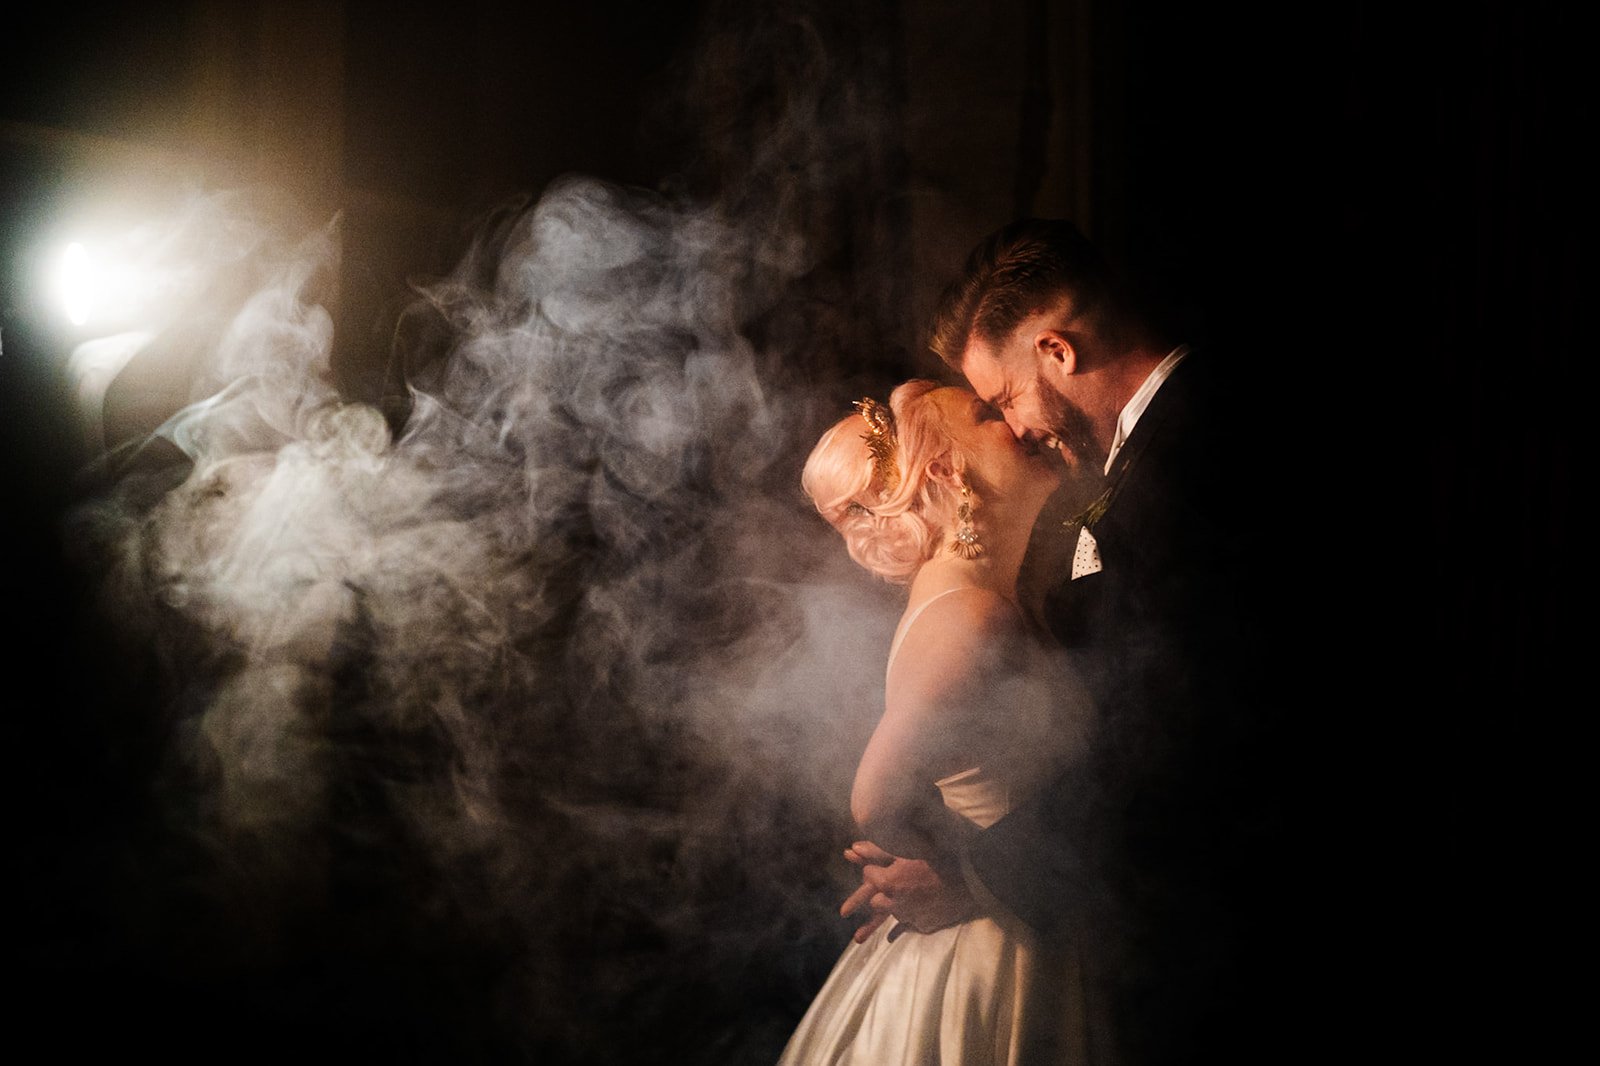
top-left (969, 351), bottom-right (1297, 1063)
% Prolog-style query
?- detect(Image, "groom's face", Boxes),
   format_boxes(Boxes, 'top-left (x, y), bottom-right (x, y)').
top-left (961, 337), bottom-right (1102, 474)
top-left (1032, 368), bottom-right (1107, 474)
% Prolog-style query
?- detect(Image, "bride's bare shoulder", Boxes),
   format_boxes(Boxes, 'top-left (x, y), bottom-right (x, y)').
top-left (890, 583), bottom-right (1023, 684)
top-left (904, 583), bottom-right (1017, 634)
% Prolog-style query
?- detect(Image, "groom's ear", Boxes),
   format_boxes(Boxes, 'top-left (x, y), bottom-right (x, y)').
top-left (1033, 329), bottom-right (1078, 376)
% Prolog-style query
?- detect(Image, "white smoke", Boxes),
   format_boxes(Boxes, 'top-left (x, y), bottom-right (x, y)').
top-left (67, 171), bottom-right (904, 1058)
top-left (60, 4), bottom-right (916, 1058)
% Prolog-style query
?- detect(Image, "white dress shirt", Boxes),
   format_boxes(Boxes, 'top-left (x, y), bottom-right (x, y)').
top-left (1105, 344), bottom-right (1191, 475)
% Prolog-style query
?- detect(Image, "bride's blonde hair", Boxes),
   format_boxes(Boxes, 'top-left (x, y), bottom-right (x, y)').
top-left (802, 379), bottom-right (966, 584)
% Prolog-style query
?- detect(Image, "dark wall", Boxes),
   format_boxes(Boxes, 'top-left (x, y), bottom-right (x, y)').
top-left (335, 1), bottom-right (704, 401)
top-left (1353, 4), bottom-right (1578, 1049)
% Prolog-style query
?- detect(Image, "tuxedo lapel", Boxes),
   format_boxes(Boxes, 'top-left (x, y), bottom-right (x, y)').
top-left (1044, 353), bottom-right (1203, 642)
top-left (1091, 349), bottom-right (1202, 543)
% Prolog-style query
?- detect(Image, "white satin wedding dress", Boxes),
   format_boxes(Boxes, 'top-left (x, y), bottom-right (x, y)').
top-left (777, 588), bottom-right (1092, 1065)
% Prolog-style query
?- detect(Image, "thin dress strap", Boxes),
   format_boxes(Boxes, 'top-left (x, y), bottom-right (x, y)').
top-left (885, 585), bottom-right (995, 680)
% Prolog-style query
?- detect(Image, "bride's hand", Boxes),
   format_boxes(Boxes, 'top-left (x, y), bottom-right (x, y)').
top-left (840, 840), bottom-right (976, 943)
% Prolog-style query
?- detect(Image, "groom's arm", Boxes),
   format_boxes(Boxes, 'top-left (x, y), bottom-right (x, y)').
top-left (964, 769), bottom-right (1094, 941)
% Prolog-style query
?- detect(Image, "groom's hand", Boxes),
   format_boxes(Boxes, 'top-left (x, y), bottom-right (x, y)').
top-left (840, 840), bottom-right (976, 942)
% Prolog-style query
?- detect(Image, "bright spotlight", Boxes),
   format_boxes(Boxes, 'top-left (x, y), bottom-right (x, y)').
top-left (59, 242), bottom-right (94, 326)
top-left (54, 240), bottom-right (148, 330)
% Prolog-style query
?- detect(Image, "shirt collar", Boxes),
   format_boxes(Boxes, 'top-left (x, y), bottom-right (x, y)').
top-left (1105, 344), bottom-right (1191, 475)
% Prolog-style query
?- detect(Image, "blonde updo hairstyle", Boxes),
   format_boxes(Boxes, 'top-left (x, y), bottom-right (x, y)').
top-left (802, 379), bottom-right (970, 584)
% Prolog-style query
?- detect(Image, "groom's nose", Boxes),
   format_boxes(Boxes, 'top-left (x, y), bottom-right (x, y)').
top-left (1002, 409), bottom-right (1032, 441)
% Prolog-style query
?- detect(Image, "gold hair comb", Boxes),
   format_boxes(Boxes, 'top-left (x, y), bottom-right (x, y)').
top-left (852, 397), bottom-right (900, 493)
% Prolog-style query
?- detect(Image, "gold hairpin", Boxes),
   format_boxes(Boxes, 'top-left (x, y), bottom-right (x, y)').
top-left (852, 397), bottom-right (900, 493)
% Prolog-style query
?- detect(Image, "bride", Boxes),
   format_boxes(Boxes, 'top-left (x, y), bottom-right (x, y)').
top-left (779, 379), bottom-right (1096, 1064)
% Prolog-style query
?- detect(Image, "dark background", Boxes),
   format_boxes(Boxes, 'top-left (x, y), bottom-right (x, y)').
top-left (2, 1), bottom-right (1575, 1061)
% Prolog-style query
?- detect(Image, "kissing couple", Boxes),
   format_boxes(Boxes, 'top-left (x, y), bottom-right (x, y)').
top-left (778, 218), bottom-right (1282, 1065)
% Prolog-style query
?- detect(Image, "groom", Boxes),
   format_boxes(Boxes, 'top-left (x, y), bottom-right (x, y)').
top-left (841, 219), bottom-right (1289, 1064)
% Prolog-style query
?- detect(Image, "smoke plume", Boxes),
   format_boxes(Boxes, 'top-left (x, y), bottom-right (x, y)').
top-left (57, 11), bottom-right (912, 1058)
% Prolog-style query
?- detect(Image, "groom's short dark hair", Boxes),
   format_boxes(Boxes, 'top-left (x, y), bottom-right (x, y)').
top-left (929, 218), bottom-right (1128, 370)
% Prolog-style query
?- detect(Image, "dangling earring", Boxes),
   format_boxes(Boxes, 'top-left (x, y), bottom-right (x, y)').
top-left (951, 478), bottom-right (983, 559)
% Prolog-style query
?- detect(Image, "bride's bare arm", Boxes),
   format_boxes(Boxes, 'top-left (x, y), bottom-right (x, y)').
top-left (850, 587), bottom-right (1021, 860)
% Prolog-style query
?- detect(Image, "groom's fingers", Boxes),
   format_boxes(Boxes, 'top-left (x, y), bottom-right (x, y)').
top-left (842, 866), bottom-right (900, 917)
top-left (845, 847), bottom-right (891, 867)
top-left (851, 891), bottom-right (894, 943)
top-left (847, 840), bottom-right (896, 866)
top-left (852, 911), bottom-right (890, 943)
top-left (840, 880), bottom-right (877, 918)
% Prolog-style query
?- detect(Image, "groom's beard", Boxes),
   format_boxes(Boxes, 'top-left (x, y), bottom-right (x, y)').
top-left (1037, 370), bottom-right (1106, 474)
